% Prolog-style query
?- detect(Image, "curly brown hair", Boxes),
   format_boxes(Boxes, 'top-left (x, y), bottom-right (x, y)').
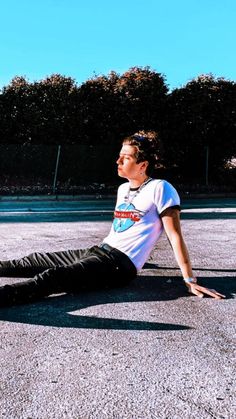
top-left (122, 130), bottom-right (163, 175)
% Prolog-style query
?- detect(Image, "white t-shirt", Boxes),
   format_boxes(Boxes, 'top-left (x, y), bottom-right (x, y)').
top-left (103, 179), bottom-right (180, 271)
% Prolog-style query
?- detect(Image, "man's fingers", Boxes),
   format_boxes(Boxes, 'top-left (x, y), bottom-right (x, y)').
top-left (186, 284), bottom-right (204, 298)
top-left (208, 288), bottom-right (226, 299)
top-left (189, 287), bottom-right (204, 298)
top-left (189, 284), bottom-right (225, 299)
top-left (195, 285), bottom-right (225, 299)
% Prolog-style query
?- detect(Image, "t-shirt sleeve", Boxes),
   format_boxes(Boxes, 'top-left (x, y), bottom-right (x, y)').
top-left (154, 180), bottom-right (180, 215)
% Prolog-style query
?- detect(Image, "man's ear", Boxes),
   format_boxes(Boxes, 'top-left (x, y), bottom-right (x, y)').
top-left (141, 161), bottom-right (149, 171)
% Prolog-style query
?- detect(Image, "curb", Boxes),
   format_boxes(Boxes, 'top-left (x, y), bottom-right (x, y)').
top-left (0, 193), bottom-right (235, 202)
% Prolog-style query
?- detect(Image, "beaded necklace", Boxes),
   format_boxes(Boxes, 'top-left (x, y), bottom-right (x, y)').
top-left (124, 177), bottom-right (152, 206)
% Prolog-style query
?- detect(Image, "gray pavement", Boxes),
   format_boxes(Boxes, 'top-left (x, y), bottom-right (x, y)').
top-left (0, 198), bottom-right (235, 419)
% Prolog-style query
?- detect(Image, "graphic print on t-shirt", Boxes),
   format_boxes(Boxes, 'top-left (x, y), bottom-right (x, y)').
top-left (113, 203), bottom-right (144, 232)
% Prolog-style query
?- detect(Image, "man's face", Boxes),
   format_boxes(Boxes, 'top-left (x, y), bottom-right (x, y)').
top-left (116, 145), bottom-right (147, 179)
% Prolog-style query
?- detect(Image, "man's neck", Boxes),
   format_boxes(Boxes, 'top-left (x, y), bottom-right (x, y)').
top-left (129, 176), bottom-right (150, 189)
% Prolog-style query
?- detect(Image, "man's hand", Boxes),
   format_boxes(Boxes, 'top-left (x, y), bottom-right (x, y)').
top-left (185, 282), bottom-right (225, 299)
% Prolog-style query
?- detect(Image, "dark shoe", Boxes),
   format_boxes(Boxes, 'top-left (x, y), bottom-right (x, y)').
top-left (0, 285), bottom-right (13, 307)
top-left (0, 261), bottom-right (16, 277)
top-left (0, 280), bottom-right (39, 307)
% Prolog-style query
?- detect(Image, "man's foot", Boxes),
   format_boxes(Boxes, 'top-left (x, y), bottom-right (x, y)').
top-left (0, 261), bottom-right (15, 277)
top-left (0, 286), bottom-right (12, 307)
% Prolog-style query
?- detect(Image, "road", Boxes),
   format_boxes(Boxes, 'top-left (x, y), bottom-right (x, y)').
top-left (0, 197), bottom-right (235, 418)
top-left (0, 196), bottom-right (235, 222)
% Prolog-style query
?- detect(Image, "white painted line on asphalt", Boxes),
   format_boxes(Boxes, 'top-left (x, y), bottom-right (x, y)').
top-left (0, 210), bottom-right (113, 215)
top-left (182, 208), bottom-right (236, 213)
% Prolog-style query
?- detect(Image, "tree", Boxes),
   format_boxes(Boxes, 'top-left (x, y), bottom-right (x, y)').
top-left (0, 76), bottom-right (32, 144)
top-left (0, 74), bottom-right (78, 144)
top-left (115, 66), bottom-right (168, 135)
top-left (28, 74), bottom-right (79, 144)
top-left (164, 74), bottom-right (236, 183)
top-left (74, 66), bottom-right (168, 145)
top-left (73, 71), bottom-right (121, 144)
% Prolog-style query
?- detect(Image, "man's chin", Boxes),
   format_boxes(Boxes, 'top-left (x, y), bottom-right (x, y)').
top-left (117, 171), bottom-right (125, 178)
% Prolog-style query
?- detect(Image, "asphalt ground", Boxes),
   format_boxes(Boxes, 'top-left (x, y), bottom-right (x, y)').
top-left (0, 197), bottom-right (235, 419)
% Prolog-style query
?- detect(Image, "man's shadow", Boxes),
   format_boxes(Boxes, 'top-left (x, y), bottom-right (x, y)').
top-left (0, 274), bottom-right (234, 331)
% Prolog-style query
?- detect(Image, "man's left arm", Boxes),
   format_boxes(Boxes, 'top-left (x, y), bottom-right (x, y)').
top-left (161, 207), bottom-right (225, 299)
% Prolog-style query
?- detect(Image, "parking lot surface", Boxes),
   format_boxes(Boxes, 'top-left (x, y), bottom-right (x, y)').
top-left (0, 197), bottom-right (235, 419)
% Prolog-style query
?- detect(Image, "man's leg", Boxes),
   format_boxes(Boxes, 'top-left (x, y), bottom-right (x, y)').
top-left (0, 247), bottom-right (120, 307)
top-left (0, 247), bottom-right (91, 277)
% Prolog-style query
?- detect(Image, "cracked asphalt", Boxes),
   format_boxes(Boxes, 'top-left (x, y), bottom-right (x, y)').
top-left (0, 197), bottom-right (235, 419)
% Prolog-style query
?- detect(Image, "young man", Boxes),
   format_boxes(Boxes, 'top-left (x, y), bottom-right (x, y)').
top-left (0, 131), bottom-right (224, 307)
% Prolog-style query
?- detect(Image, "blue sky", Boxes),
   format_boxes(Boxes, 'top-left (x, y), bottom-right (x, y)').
top-left (1, 0), bottom-right (236, 91)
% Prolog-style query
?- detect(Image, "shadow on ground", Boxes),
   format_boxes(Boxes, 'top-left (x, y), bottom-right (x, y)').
top-left (0, 275), bottom-right (234, 330)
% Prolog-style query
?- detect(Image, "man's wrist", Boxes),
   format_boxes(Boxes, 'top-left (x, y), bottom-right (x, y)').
top-left (183, 277), bottom-right (197, 284)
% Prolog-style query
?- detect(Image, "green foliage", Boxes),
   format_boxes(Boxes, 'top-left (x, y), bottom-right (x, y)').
top-left (0, 74), bottom-right (78, 144)
top-left (73, 66), bottom-right (167, 145)
top-left (113, 66), bottom-right (168, 135)
top-left (162, 74), bottom-right (236, 182)
top-left (0, 69), bottom-right (235, 188)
